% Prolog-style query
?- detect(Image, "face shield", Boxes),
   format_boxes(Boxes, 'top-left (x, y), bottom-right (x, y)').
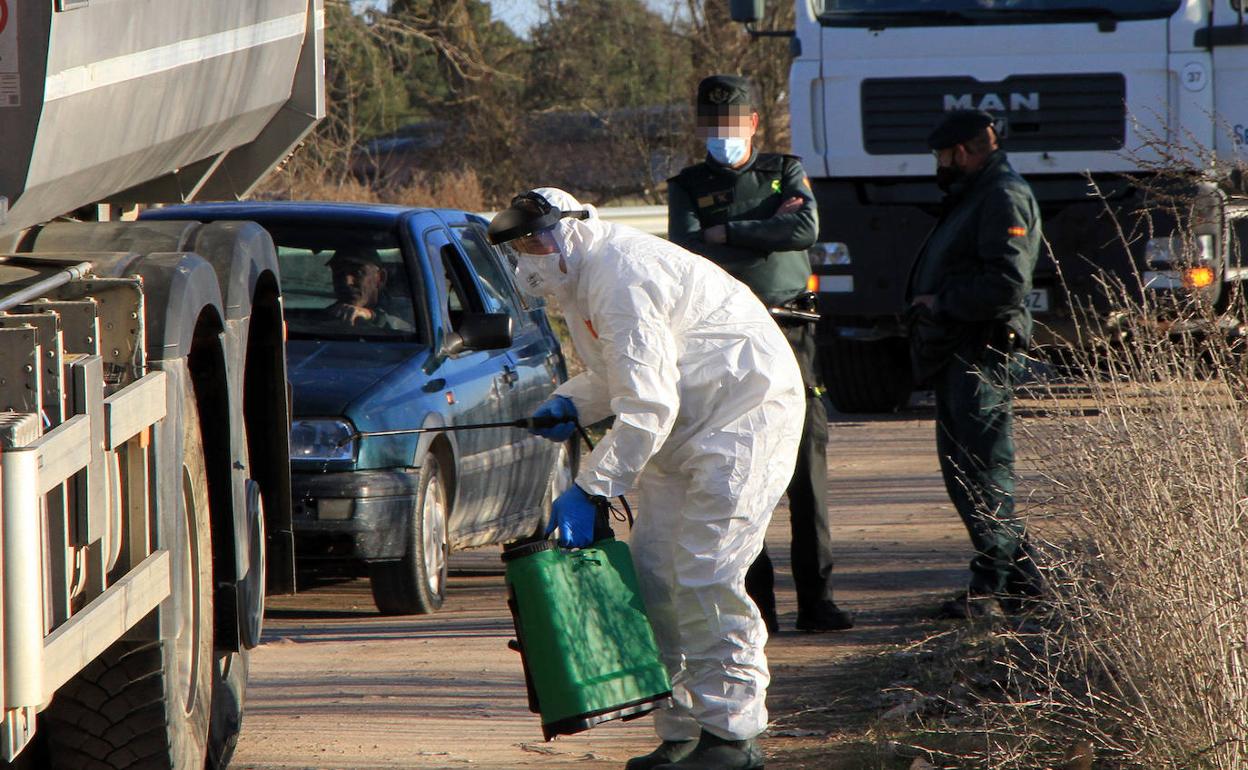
top-left (489, 191), bottom-right (589, 297)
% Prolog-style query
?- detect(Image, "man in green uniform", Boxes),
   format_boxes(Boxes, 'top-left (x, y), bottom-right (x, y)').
top-left (668, 74), bottom-right (853, 634)
top-left (905, 109), bottom-right (1043, 619)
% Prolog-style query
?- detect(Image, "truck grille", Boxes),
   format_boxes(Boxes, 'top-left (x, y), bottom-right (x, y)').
top-left (861, 74), bottom-right (1126, 155)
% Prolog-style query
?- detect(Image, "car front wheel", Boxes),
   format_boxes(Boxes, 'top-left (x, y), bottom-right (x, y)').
top-left (368, 455), bottom-right (449, 615)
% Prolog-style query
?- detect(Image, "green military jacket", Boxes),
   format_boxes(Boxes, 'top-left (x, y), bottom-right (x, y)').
top-left (906, 151), bottom-right (1040, 381)
top-left (667, 150), bottom-right (818, 307)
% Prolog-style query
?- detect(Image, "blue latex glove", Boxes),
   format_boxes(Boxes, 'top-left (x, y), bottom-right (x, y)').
top-left (545, 484), bottom-right (598, 548)
top-left (531, 396), bottom-right (578, 442)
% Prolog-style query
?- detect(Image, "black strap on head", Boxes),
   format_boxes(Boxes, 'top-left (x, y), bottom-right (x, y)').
top-left (487, 191), bottom-right (590, 245)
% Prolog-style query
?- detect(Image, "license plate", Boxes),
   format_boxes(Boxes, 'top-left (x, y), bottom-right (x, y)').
top-left (1024, 288), bottom-right (1049, 313)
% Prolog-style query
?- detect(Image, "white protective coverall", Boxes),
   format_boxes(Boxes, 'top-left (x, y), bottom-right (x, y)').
top-left (525, 188), bottom-right (804, 742)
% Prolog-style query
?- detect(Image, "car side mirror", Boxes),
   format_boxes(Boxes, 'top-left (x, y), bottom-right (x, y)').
top-left (444, 312), bottom-right (513, 355)
top-left (731, 0), bottom-right (764, 23)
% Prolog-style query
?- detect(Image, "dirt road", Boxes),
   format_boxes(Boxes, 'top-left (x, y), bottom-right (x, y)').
top-left (232, 408), bottom-right (970, 769)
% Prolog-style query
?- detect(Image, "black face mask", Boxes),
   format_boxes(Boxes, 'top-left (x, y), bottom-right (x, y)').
top-left (935, 163), bottom-right (964, 193)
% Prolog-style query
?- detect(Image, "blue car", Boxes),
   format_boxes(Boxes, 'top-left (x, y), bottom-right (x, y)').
top-left (143, 202), bottom-right (574, 614)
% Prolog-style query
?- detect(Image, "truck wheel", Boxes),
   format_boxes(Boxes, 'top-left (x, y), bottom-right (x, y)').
top-left (822, 337), bottom-right (914, 414)
top-left (41, 378), bottom-right (215, 768)
top-left (369, 455), bottom-right (449, 615)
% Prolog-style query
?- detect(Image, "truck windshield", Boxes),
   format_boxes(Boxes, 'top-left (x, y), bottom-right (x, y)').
top-left (819, 1), bottom-right (1181, 27)
top-left (266, 225), bottom-right (422, 342)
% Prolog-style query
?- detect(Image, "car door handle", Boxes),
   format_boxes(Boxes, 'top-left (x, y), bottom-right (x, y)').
top-left (500, 366), bottom-right (519, 387)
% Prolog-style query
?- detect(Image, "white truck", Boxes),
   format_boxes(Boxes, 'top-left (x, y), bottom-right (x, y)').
top-left (0, 1), bottom-right (323, 766)
top-left (733, 0), bottom-right (1248, 411)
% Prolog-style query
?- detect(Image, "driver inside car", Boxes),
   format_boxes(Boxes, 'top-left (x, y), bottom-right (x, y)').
top-left (326, 245), bottom-right (413, 331)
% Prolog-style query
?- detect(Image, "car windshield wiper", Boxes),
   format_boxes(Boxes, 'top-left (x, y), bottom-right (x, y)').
top-left (818, 9), bottom-right (976, 28)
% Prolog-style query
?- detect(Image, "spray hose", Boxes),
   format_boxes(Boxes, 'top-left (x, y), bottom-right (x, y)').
top-left (341, 417), bottom-right (634, 529)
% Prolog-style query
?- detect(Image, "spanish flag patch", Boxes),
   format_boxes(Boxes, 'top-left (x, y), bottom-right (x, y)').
top-left (1007, 226), bottom-right (1027, 237)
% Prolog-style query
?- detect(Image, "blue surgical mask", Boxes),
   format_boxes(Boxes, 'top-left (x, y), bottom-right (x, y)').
top-left (706, 137), bottom-right (749, 167)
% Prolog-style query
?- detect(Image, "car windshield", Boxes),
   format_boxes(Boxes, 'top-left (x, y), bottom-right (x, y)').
top-left (268, 225), bottom-right (422, 342)
top-left (819, 0), bottom-right (1180, 26)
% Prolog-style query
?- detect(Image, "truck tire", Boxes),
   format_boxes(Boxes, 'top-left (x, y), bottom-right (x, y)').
top-left (41, 378), bottom-right (215, 769)
top-left (822, 337), bottom-right (914, 414)
top-left (369, 455), bottom-right (449, 615)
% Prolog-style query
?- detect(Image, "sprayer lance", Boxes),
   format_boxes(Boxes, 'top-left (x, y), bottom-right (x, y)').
top-left (336, 415), bottom-right (568, 447)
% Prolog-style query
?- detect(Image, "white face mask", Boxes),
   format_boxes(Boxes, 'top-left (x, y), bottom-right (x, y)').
top-left (707, 136), bottom-right (749, 166)
top-left (514, 252), bottom-right (565, 298)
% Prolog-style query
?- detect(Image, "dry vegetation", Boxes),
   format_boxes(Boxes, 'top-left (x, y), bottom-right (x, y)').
top-left (255, 0), bottom-right (797, 210)
top-left (881, 157), bottom-right (1248, 769)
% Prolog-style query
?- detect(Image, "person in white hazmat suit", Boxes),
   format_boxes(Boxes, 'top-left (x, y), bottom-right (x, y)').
top-left (487, 187), bottom-right (804, 770)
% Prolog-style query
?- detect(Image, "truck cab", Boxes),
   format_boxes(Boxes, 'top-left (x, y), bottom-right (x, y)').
top-left (738, 0), bottom-right (1248, 410)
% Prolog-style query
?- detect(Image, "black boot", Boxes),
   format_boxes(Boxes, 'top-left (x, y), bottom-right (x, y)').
top-left (653, 730), bottom-right (764, 769)
top-left (795, 599), bottom-right (854, 632)
top-left (625, 739), bottom-right (698, 770)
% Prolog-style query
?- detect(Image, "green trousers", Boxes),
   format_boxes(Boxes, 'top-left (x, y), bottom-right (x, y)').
top-left (934, 345), bottom-right (1030, 596)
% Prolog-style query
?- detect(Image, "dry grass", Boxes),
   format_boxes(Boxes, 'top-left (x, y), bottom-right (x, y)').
top-left (889, 140), bottom-right (1248, 767)
top-left (892, 279), bottom-right (1248, 770)
top-left (257, 166), bottom-right (486, 212)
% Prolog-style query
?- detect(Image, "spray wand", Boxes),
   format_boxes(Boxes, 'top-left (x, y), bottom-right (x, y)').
top-left (335, 417), bottom-right (634, 527)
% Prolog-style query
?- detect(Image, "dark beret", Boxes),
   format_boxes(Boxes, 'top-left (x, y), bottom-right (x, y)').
top-left (927, 109), bottom-right (996, 150)
top-left (697, 74), bottom-right (756, 114)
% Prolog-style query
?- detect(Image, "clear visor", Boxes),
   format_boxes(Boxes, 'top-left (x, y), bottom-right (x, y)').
top-left (510, 228), bottom-right (559, 256)
top-left (499, 227), bottom-right (559, 267)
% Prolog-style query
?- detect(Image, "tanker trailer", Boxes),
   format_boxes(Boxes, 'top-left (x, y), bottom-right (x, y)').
top-left (0, 1), bottom-right (323, 766)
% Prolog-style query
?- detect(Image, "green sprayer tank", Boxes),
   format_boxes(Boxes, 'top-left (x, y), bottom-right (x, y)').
top-left (503, 527), bottom-right (672, 740)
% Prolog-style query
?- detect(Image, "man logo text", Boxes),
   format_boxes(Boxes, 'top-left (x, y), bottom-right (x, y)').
top-left (943, 92), bottom-right (1039, 112)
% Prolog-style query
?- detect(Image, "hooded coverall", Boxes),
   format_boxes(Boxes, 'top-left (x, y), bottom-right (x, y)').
top-left (527, 188), bottom-right (804, 742)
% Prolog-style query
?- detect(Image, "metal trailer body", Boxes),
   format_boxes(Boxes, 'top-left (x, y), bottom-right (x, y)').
top-left (735, 0), bottom-right (1248, 412)
top-left (0, 0), bottom-right (325, 240)
top-left (0, 0), bottom-right (322, 764)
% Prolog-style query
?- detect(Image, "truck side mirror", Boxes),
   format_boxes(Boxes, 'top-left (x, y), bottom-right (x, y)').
top-left (444, 312), bottom-right (513, 355)
top-left (731, 0), bottom-right (764, 23)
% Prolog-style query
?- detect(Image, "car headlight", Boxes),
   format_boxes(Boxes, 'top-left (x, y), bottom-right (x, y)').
top-left (809, 242), bottom-right (851, 268)
top-left (290, 419), bottom-right (356, 462)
